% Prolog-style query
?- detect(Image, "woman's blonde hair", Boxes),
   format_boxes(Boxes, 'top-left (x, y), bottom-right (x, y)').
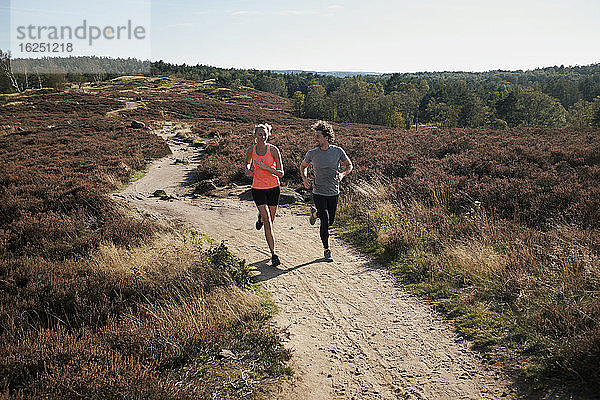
top-left (254, 123), bottom-right (272, 140)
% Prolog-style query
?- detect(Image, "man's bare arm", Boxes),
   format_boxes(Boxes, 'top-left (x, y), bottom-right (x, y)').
top-left (300, 160), bottom-right (311, 189)
top-left (337, 158), bottom-right (353, 181)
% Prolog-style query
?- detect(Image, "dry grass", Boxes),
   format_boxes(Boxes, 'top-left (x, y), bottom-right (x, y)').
top-left (1, 226), bottom-right (290, 399)
top-left (336, 179), bottom-right (600, 393)
top-left (447, 243), bottom-right (507, 278)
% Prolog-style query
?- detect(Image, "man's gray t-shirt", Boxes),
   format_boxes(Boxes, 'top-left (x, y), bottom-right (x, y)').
top-left (304, 145), bottom-right (349, 196)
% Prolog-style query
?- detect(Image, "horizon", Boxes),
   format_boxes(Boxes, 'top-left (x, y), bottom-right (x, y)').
top-left (4, 54), bottom-right (599, 76)
top-left (252, 62), bottom-right (600, 75)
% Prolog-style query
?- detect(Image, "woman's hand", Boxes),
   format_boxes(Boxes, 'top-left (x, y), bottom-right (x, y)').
top-left (254, 160), bottom-right (267, 170)
top-left (303, 179), bottom-right (311, 189)
top-left (244, 165), bottom-right (253, 177)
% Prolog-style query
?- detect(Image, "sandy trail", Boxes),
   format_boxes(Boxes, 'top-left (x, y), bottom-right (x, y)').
top-left (114, 130), bottom-right (521, 399)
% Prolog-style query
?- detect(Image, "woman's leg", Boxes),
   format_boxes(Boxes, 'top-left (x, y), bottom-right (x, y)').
top-left (267, 187), bottom-right (280, 224)
top-left (265, 186), bottom-right (280, 257)
top-left (268, 205), bottom-right (278, 222)
top-left (257, 204), bottom-right (275, 256)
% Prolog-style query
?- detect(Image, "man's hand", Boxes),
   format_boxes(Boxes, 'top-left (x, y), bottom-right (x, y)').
top-left (335, 171), bottom-right (343, 182)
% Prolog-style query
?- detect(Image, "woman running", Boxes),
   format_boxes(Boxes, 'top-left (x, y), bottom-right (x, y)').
top-left (245, 123), bottom-right (284, 266)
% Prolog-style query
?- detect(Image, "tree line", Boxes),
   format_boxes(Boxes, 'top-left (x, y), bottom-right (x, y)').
top-left (0, 51), bottom-right (150, 92)
top-left (2, 52), bottom-right (600, 129)
top-left (150, 60), bottom-right (600, 129)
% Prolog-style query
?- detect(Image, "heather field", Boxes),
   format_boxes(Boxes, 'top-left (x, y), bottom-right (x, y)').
top-left (1, 76), bottom-right (599, 396)
top-left (0, 79), bottom-right (291, 399)
top-left (176, 83), bottom-right (600, 392)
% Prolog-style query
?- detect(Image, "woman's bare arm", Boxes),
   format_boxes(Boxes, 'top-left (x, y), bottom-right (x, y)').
top-left (244, 146), bottom-right (253, 177)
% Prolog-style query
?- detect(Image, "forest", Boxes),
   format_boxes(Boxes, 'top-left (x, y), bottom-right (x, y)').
top-left (142, 60), bottom-right (600, 130)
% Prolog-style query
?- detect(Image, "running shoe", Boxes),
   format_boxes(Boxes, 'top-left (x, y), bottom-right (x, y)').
top-left (271, 254), bottom-right (281, 267)
top-left (255, 212), bottom-right (263, 230)
top-left (324, 249), bottom-right (333, 262)
top-left (309, 207), bottom-right (317, 225)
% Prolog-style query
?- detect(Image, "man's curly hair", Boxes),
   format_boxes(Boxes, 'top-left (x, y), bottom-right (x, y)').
top-left (311, 120), bottom-right (335, 143)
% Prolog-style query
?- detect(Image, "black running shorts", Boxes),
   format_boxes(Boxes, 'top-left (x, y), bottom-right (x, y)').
top-left (251, 186), bottom-right (280, 207)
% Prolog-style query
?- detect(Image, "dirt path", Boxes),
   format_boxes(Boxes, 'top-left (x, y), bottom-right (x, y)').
top-left (114, 129), bottom-right (522, 399)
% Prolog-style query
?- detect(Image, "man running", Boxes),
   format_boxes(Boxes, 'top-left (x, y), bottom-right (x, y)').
top-left (300, 120), bottom-right (352, 262)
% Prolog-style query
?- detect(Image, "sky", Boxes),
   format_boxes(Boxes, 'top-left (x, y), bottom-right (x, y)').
top-left (1, 0), bottom-right (599, 73)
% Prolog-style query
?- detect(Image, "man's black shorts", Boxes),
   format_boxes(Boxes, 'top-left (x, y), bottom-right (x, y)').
top-left (252, 186), bottom-right (280, 207)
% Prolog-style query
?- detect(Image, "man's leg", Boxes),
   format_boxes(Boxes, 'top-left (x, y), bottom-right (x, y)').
top-left (326, 195), bottom-right (339, 227)
top-left (321, 195), bottom-right (339, 260)
top-left (313, 194), bottom-right (330, 250)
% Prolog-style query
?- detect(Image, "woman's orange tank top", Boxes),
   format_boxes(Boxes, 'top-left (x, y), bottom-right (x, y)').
top-left (252, 144), bottom-right (280, 189)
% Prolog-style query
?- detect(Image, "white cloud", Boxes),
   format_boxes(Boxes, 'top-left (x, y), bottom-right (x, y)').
top-left (279, 10), bottom-right (308, 15)
top-left (328, 5), bottom-right (343, 9)
top-left (230, 10), bottom-right (263, 17)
